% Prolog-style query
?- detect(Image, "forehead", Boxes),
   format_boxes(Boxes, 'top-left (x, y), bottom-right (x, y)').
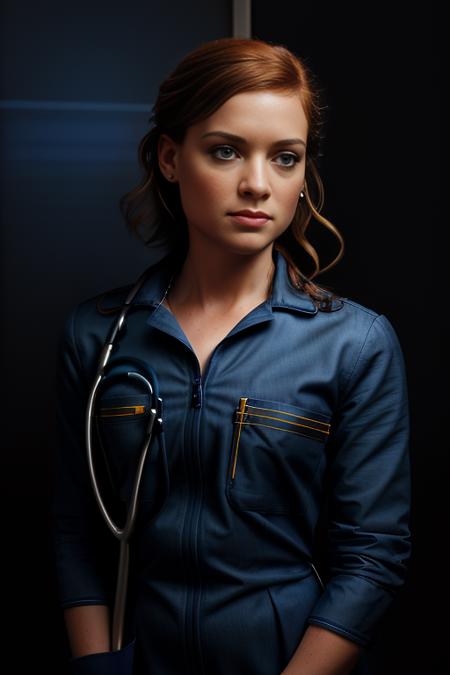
top-left (189, 90), bottom-right (308, 143)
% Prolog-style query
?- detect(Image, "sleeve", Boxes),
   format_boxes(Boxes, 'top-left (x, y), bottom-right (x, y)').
top-left (51, 304), bottom-right (117, 609)
top-left (307, 313), bottom-right (412, 646)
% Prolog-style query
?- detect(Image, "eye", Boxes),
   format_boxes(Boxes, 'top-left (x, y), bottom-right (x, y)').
top-left (209, 145), bottom-right (238, 161)
top-left (209, 145), bottom-right (301, 169)
top-left (277, 153), bottom-right (301, 168)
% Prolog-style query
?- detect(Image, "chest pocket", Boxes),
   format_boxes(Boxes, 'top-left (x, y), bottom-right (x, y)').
top-left (95, 393), bottom-right (163, 507)
top-left (226, 396), bottom-right (332, 514)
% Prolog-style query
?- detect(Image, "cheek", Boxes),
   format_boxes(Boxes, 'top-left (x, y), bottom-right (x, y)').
top-left (185, 168), bottom-right (229, 208)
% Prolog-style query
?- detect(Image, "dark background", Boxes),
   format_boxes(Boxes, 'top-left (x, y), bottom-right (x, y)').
top-left (1, 1), bottom-right (446, 673)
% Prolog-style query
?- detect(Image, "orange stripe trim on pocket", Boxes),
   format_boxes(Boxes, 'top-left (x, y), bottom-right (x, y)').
top-left (238, 404), bottom-right (330, 433)
top-left (98, 405), bottom-right (146, 417)
top-left (239, 420), bottom-right (329, 437)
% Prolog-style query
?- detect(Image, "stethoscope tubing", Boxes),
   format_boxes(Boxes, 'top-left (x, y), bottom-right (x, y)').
top-left (85, 268), bottom-right (158, 651)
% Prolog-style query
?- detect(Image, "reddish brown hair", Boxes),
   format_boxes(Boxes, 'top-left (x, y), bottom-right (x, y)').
top-left (119, 37), bottom-right (344, 310)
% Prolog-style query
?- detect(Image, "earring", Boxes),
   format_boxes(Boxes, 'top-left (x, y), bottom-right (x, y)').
top-left (299, 191), bottom-right (304, 199)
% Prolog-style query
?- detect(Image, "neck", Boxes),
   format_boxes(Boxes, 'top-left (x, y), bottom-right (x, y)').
top-left (167, 243), bottom-right (276, 313)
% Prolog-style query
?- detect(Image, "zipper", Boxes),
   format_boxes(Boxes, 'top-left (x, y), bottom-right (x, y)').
top-left (98, 405), bottom-right (146, 417)
top-left (184, 353), bottom-right (221, 675)
top-left (157, 299), bottom-right (272, 673)
top-left (230, 397), bottom-right (248, 480)
top-left (183, 401), bottom-right (199, 674)
top-left (192, 376), bottom-right (202, 408)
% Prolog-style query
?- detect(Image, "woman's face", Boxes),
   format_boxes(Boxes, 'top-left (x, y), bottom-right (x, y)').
top-left (158, 90), bottom-right (308, 256)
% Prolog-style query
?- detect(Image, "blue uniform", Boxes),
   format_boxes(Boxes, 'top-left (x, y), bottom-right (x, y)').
top-left (53, 248), bottom-right (411, 674)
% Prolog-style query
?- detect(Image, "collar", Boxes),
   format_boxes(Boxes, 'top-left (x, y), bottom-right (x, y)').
top-left (97, 248), bottom-right (343, 315)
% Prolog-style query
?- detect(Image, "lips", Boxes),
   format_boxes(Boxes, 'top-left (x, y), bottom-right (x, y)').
top-left (229, 213), bottom-right (271, 227)
top-left (230, 210), bottom-right (272, 219)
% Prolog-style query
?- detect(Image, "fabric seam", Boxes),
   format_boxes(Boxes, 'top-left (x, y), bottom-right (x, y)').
top-left (338, 313), bottom-right (381, 403)
top-left (307, 616), bottom-right (367, 644)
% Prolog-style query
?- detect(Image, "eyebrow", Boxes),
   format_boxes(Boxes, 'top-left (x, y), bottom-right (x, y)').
top-left (201, 131), bottom-right (306, 148)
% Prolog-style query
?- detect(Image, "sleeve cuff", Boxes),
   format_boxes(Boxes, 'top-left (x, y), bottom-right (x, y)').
top-left (60, 598), bottom-right (111, 610)
top-left (307, 573), bottom-right (397, 646)
top-left (307, 616), bottom-right (368, 647)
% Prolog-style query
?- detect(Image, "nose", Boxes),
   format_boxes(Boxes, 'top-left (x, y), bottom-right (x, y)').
top-left (238, 157), bottom-right (271, 199)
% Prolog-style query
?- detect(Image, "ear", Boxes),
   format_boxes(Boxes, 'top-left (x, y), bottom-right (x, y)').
top-left (157, 134), bottom-right (178, 178)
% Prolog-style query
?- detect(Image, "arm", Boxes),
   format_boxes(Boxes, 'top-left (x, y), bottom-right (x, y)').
top-left (281, 624), bottom-right (363, 675)
top-left (284, 313), bottom-right (412, 672)
top-left (64, 605), bottom-right (111, 658)
top-left (52, 306), bottom-right (116, 653)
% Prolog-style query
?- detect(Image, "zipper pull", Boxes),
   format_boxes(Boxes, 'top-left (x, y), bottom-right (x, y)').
top-left (192, 376), bottom-right (203, 408)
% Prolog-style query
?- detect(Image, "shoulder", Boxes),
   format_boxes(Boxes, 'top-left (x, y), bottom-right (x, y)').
top-left (58, 253), bottom-right (175, 368)
top-left (338, 296), bottom-right (403, 348)
top-left (57, 275), bottom-right (146, 385)
top-left (62, 283), bottom-right (131, 341)
top-left (322, 292), bottom-right (400, 342)
top-left (333, 298), bottom-right (407, 399)
top-left (58, 274), bottom-right (147, 362)
top-left (314, 293), bottom-right (406, 385)
top-left (64, 255), bottom-right (169, 333)
top-left (314, 290), bottom-right (380, 336)
top-left (56, 285), bottom-right (129, 382)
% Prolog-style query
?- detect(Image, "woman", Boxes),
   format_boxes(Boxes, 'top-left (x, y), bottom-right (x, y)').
top-left (53, 37), bottom-right (411, 675)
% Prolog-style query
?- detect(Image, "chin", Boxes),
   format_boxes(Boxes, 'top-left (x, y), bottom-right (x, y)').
top-left (220, 238), bottom-right (274, 257)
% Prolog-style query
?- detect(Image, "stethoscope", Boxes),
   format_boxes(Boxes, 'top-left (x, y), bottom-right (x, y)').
top-left (85, 265), bottom-right (174, 651)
